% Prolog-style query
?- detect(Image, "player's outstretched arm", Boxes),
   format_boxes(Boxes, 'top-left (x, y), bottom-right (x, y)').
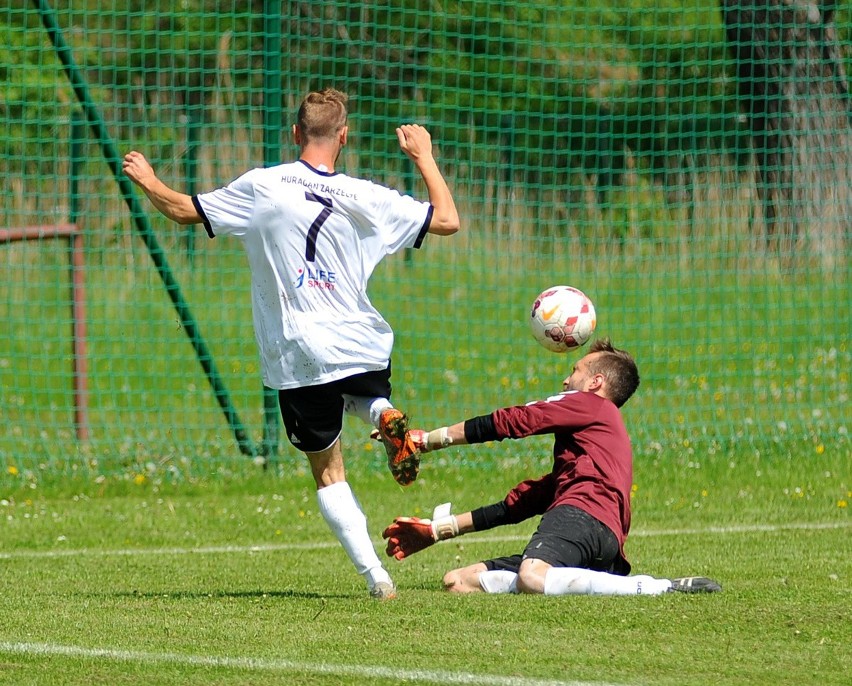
top-left (395, 124), bottom-right (460, 236)
top-left (382, 504), bottom-right (475, 560)
top-left (123, 151), bottom-right (202, 225)
top-left (410, 421), bottom-right (468, 453)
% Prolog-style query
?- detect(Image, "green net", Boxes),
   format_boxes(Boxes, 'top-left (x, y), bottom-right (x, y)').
top-left (2, 1), bottom-right (850, 479)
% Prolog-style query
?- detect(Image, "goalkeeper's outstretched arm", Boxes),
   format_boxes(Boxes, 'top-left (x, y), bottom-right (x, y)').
top-left (382, 503), bottom-right (473, 561)
top-left (382, 499), bottom-right (513, 560)
top-left (384, 415), bottom-right (518, 560)
top-left (411, 414), bottom-right (500, 453)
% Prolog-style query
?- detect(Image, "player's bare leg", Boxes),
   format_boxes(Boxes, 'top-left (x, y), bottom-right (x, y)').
top-left (306, 439), bottom-right (346, 487)
top-left (443, 562), bottom-right (490, 593)
top-left (308, 440), bottom-right (396, 599)
top-left (516, 558), bottom-right (551, 594)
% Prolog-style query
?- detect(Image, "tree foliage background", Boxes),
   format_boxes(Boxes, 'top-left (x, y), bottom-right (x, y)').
top-left (3, 1), bottom-right (852, 245)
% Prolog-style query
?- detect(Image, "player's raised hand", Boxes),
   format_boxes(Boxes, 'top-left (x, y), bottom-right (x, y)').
top-left (396, 124), bottom-right (459, 236)
top-left (395, 124), bottom-right (433, 163)
top-left (122, 151), bottom-right (156, 187)
top-left (121, 151), bottom-right (200, 224)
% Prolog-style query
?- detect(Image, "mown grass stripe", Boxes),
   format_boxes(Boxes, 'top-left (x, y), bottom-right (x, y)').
top-left (0, 520), bottom-right (847, 560)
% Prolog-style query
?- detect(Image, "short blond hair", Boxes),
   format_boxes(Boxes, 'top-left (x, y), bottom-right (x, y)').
top-left (296, 88), bottom-right (348, 142)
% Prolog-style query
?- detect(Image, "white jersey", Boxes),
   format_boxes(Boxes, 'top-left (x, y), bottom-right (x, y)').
top-left (194, 160), bottom-right (432, 389)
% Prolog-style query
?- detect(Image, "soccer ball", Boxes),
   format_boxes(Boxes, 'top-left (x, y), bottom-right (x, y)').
top-left (529, 286), bottom-right (597, 353)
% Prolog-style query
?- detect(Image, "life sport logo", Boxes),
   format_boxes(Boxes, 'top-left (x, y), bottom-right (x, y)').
top-left (294, 266), bottom-right (337, 290)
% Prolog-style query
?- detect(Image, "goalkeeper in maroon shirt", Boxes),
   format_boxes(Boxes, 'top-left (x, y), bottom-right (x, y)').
top-left (382, 338), bottom-right (721, 595)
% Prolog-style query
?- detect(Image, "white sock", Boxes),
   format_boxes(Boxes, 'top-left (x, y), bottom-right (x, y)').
top-left (342, 395), bottom-right (393, 428)
top-left (479, 570), bottom-right (519, 594)
top-left (316, 482), bottom-right (391, 587)
top-left (544, 567), bottom-right (673, 596)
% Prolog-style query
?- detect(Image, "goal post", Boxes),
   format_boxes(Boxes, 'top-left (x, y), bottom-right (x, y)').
top-left (0, 224), bottom-right (89, 441)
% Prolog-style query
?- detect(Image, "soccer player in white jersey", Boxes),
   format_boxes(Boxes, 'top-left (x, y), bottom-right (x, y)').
top-left (123, 88), bottom-right (460, 599)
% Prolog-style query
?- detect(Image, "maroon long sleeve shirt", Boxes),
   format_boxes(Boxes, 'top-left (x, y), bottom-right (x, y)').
top-left (479, 390), bottom-right (633, 571)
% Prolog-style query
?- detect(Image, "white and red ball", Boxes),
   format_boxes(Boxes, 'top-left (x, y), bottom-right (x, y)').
top-left (529, 286), bottom-right (597, 353)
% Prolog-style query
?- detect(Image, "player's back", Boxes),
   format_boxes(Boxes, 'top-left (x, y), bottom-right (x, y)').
top-left (249, 160), bottom-right (374, 299)
top-left (210, 159), bottom-right (430, 389)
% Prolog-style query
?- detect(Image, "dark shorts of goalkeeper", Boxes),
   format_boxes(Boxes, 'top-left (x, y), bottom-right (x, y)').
top-left (483, 504), bottom-right (627, 575)
top-left (278, 365), bottom-right (392, 453)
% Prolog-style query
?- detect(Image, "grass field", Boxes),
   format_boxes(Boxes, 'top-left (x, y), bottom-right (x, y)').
top-left (1, 439), bottom-right (848, 686)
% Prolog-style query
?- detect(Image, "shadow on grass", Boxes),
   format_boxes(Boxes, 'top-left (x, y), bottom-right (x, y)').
top-left (404, 582), bottom-right (444, 591)
top-left (94, 589), bottom-right (351, 600)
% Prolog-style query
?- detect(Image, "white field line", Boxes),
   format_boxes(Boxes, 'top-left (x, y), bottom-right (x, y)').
top-left (0, 640), bottom-right (629, 686)
top-left (0, 520), bottom-right (847, 561)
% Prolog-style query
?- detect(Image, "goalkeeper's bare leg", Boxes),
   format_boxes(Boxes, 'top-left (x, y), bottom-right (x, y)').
top-left (308, 439), bottom-right (396, 599)
top-left (443, 562), bottom-right (493, 593)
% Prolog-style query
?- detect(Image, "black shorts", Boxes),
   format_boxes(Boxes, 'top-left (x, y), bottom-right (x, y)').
top-left (483, 504), bottom-right (625, 574)
top-left (277, 366), bottom-right (392, 452)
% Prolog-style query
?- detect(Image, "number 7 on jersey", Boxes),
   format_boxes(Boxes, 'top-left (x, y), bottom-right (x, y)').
top-left (305, 191), bottom-right (332, 262)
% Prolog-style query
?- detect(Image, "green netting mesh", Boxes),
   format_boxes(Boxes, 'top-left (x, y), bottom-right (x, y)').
top-left (2, 1), bottom-right (850, 477)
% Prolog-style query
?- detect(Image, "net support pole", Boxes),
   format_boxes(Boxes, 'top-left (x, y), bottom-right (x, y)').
top-left (260, 0), bottom-right (283, 460)
top-left (69, 112), bottom-right (90, 441)
top-left (33, 0), bottom-right (256, 456)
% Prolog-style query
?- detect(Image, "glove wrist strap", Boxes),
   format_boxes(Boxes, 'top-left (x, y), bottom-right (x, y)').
top-left (431, 514), bottom-right (459, 541)
top-left (430, 504), bottom-right (458, 541)
top-left (426, 427), bottom-right (452, 451)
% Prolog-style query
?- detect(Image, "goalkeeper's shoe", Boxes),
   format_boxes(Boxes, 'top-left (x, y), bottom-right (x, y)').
top-left (369, 580), bottom-right (397, 601)
top-left (668, 576), bottom-right (722, 593)
top-left (378, 409), bottom-right (420, 486)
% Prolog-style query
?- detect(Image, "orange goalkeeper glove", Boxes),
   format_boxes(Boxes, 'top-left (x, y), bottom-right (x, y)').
top-left (382, 503), bottom-right (458, 560)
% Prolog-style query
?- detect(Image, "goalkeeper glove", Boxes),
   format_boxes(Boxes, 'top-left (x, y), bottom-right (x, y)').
top-left (382, 503), bottom-right (459, 560)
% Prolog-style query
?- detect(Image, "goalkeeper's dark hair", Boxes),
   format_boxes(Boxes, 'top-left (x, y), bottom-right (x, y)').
top-left (297, 88), bottom-right (349, 143)
top-left (587, 338), bottom-right (640, 408)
